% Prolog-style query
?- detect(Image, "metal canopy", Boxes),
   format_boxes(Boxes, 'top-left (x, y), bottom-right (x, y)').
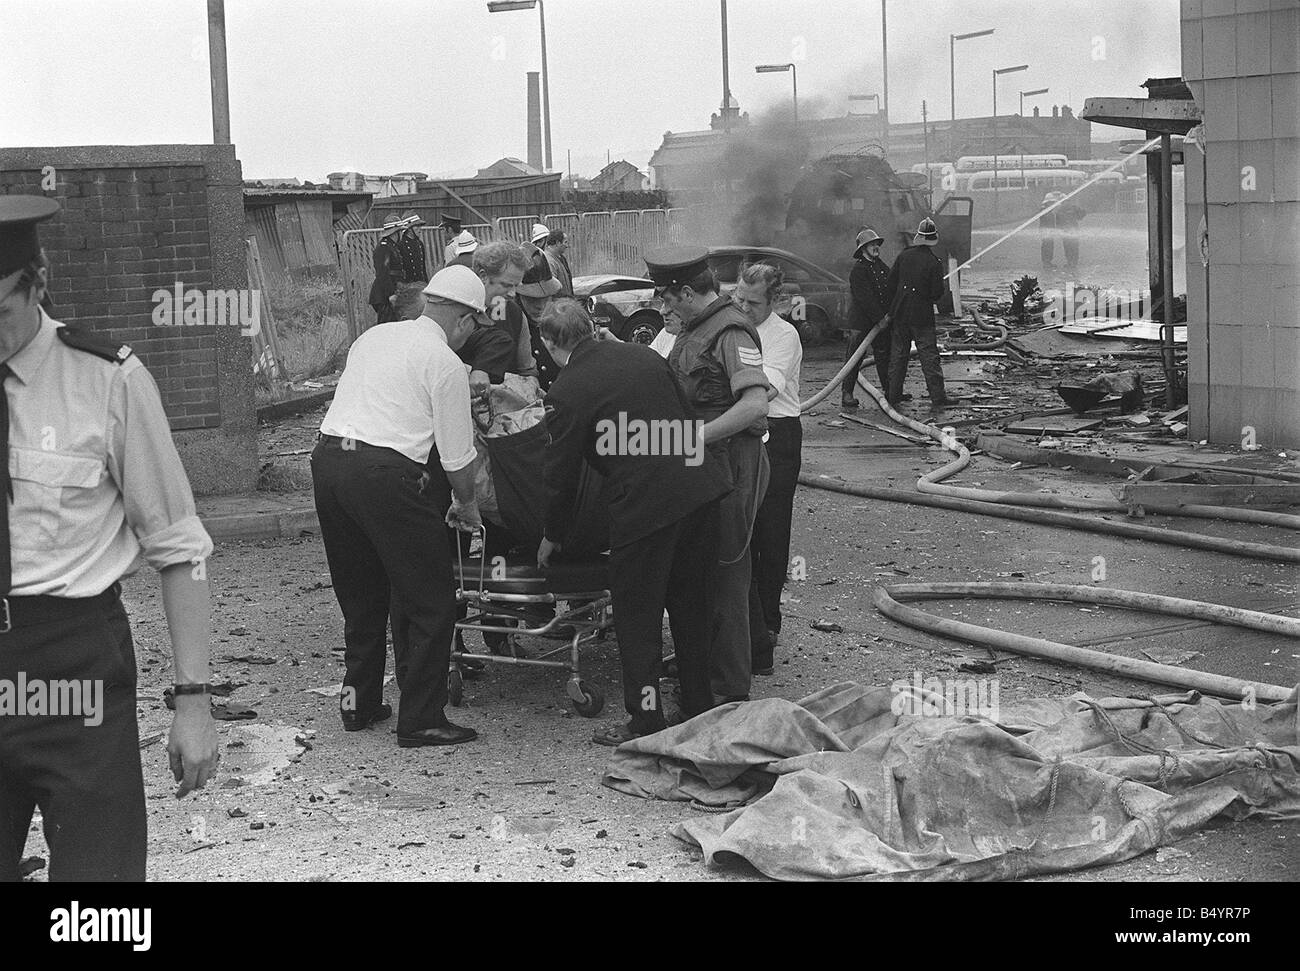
top-left (1080, 97), bottom-right (1201, 134)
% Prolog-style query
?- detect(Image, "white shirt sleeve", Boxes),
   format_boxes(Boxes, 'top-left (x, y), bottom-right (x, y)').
top-left (762, 320), bottom-right (800, 398)
top-left (430, 361), bottom-right (478, 472)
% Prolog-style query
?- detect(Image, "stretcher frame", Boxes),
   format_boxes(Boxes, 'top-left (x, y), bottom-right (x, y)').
top-left (451, 525), bottom-right (613, 716)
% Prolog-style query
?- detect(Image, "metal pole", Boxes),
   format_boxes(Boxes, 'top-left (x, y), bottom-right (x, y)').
top-left (949, 36), bottom-right (955, 162)
top-left (207, 0), bottom-right (231, 144)
top-left (538, 0), bottom-right (552, 170)
top-left (721, 0), bottom-right (732, 130)
top-left (992, 72), bottom-right (998, 211)
top-left (923, 99), bottom-right (931, 195)
top-left (880, 0), bottom-right (889, 154)
top-left (1160, 133), bottom-right (1180, 405)
top-left (791, 64), bottom-right (798, 128)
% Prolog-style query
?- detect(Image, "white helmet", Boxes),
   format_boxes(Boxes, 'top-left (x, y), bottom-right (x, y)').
top-left (421, 264), bottom-right (486, 312)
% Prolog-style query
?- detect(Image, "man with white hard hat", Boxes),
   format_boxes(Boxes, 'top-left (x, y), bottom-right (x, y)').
top-left (530, 222), bottom-right (550, 247)
top-left (312, 264), bottom-right (486, 748)
top-left (448, 230), bottom-right (479, 268)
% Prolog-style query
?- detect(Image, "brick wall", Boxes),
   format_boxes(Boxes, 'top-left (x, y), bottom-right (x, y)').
top-left (0, 145), bottom-right (255, 493)
top-left (1182, 0), bottom-right (1300, 448)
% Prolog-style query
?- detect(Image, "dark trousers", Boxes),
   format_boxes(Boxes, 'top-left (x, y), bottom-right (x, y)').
top-left (710, 435), bottom-right (769, 699)
top-left (1041, 233), bottom-right (1079, 268)
top-left (608, 500), bottom-right (720, 733)
top-left (749, 417), bottom-right (802, 669)
top-left (887, 317), bottom-right (946, 405)
top-left (0, 590), bottom-right (146, 881)
top-left (842, 327), bottom-right (891, 399)
top-left (311, 439), bottom-right (457, 734)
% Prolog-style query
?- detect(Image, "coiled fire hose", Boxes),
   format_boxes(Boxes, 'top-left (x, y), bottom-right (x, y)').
top-left (792, 321), bottom-right (1298, 701)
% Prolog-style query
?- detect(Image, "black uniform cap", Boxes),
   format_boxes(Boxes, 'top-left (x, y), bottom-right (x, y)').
top-left (644, 244), bottom-right (710, 290)
top-left (440, 213), bottom-right (463, 231)
top-left (0, 195), bottom-right (59, 277)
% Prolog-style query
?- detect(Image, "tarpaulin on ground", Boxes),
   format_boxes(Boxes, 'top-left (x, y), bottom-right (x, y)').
top-left (601, 681), bottom-right (1300, 881)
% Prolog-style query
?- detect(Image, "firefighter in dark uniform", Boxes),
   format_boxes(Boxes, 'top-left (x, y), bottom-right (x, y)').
top-left (536, 300), bottom-right (731, 745)
top-left (843, 228), bottom-right (895, 409)
top-left (369, 214), bottom-right (404, 325)
top-left (885, 218), bottom-right (950, 414)
top-left (516, 247), bottom-right (563, 391)
top-left (0, 196), bottom-right (218, 881)
top-left (648, 246), bottom-right (770, 704)
top-left (393, 210), bottom-right (427, 283)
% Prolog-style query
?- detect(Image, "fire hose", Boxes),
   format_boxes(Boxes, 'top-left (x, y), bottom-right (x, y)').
top-left (792, 324), bottom-right (1299, 700)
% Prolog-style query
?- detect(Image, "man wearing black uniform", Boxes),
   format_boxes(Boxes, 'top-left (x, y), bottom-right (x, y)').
top-left (0, 196), bottom-right (218, 881)
top-left (536, 300), bottom-right (730, 745)
top-left (649, 245), bottom-right (770, 704)
top-left (843, 228), bottom-right (894, 409)
top-left (885, 218), bottom-right (950, 415)
top-left (369, 214), bottom-right (404, 325)
top-left (392, 210), bottom-right (427, 283)
top-left (516, 247), bottom-right (563, 391)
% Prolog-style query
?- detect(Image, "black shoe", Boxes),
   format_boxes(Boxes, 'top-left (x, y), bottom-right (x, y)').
top-left (754, 666), bottom-right (774, 676)
top-left (841, 397), bottom-right (860, 411)
top-left (341, 703), bottom-right (392, 732)
top-left (397, 722), bottom-right (478, 747)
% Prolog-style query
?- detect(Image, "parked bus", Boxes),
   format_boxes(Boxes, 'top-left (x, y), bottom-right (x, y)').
top-left (955, 154), bottom-right (1067, 173)
top-left (960, 168), bottom-right (1087, 191)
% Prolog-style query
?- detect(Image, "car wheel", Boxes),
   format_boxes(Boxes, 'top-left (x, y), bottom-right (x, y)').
top-left (794, 306), bottom-right (831, 346)
top-left (624, 311), bottom-right (663, 345)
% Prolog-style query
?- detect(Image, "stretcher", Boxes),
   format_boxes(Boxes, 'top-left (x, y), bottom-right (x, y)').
top-left (451, 525), bottom-right (613, 717)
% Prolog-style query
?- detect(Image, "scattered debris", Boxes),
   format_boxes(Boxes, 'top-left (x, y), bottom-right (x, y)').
top-left (811, 620), bottom-right (844, 633)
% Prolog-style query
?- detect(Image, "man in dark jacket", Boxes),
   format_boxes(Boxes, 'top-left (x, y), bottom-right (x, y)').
top-left (885, 218), bottom-right (949, 413)
top-left (537, 299), bottom-right (731, 746)
top-left (1039, 192), bottom-right (1086, 269)
top-left (843, 228), bottom-right (893, 409)
top-left (368, 215), bottom-right (403, 325)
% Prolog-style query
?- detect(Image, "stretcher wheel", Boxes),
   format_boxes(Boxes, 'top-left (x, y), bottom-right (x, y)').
top-left (571, 681), bottom-right (604, 718)
top-left (447, 668), bottom-right (464, 706)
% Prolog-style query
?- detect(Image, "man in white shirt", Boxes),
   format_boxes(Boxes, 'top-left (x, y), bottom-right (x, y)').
top-left (312, 265), bottom-right (484, 748)
top-left (732, 263), bottom-right (803, 676)
top-left (648, 310), bottom-right (683, 359)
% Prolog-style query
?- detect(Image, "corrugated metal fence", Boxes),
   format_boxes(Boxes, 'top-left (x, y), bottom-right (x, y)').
top-left (337, 207), bottom-right (706, 339)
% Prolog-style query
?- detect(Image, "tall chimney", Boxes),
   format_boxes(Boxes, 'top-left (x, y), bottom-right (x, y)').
top-left (527, 71), bottom-right (543, 171)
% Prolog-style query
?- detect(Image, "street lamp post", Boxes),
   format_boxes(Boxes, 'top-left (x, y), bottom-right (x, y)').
top-left (950, 28), bottom-right (993, 162)
top-left (880, 0), bottom-right (888, 154)
top-left (488, 0), bottom-right (552, 171)
top-left (1019, 87), bottom-right (1049, 186)
top-left (756, 63), bottom-right (798, 128)
top-left (993, 64), bottom-right (1029, 209)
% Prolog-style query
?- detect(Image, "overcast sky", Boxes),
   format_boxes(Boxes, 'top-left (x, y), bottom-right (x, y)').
top-left (3, 0), bottom-right (1181, 180)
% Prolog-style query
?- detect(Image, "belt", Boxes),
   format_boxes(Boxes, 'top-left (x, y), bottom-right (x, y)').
top-left (0, 583), bottom-right (122, 634)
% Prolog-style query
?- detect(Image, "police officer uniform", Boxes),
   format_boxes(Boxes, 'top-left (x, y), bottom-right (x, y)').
top-left (844, 228), bottom-right (893, 404)
top-left (648, 246), bottom-right (770, 702)
top-left (369, 216), bottom-right (403, 325)
top-left (393, 211), bottom-right (428, 283)
top-left (542, 337), bottom-right (731, 741)
top-left (884, 218), bottom-right (949, 409)
top-left (0, 197), bottom-right (214, 881)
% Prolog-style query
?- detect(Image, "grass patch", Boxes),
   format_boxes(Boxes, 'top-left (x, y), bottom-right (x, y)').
top-left (256, 273), bottom-right (352, 403)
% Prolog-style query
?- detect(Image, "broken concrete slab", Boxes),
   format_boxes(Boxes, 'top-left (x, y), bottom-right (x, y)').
top-left (1005, 416), bottom-right (1105, 435)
